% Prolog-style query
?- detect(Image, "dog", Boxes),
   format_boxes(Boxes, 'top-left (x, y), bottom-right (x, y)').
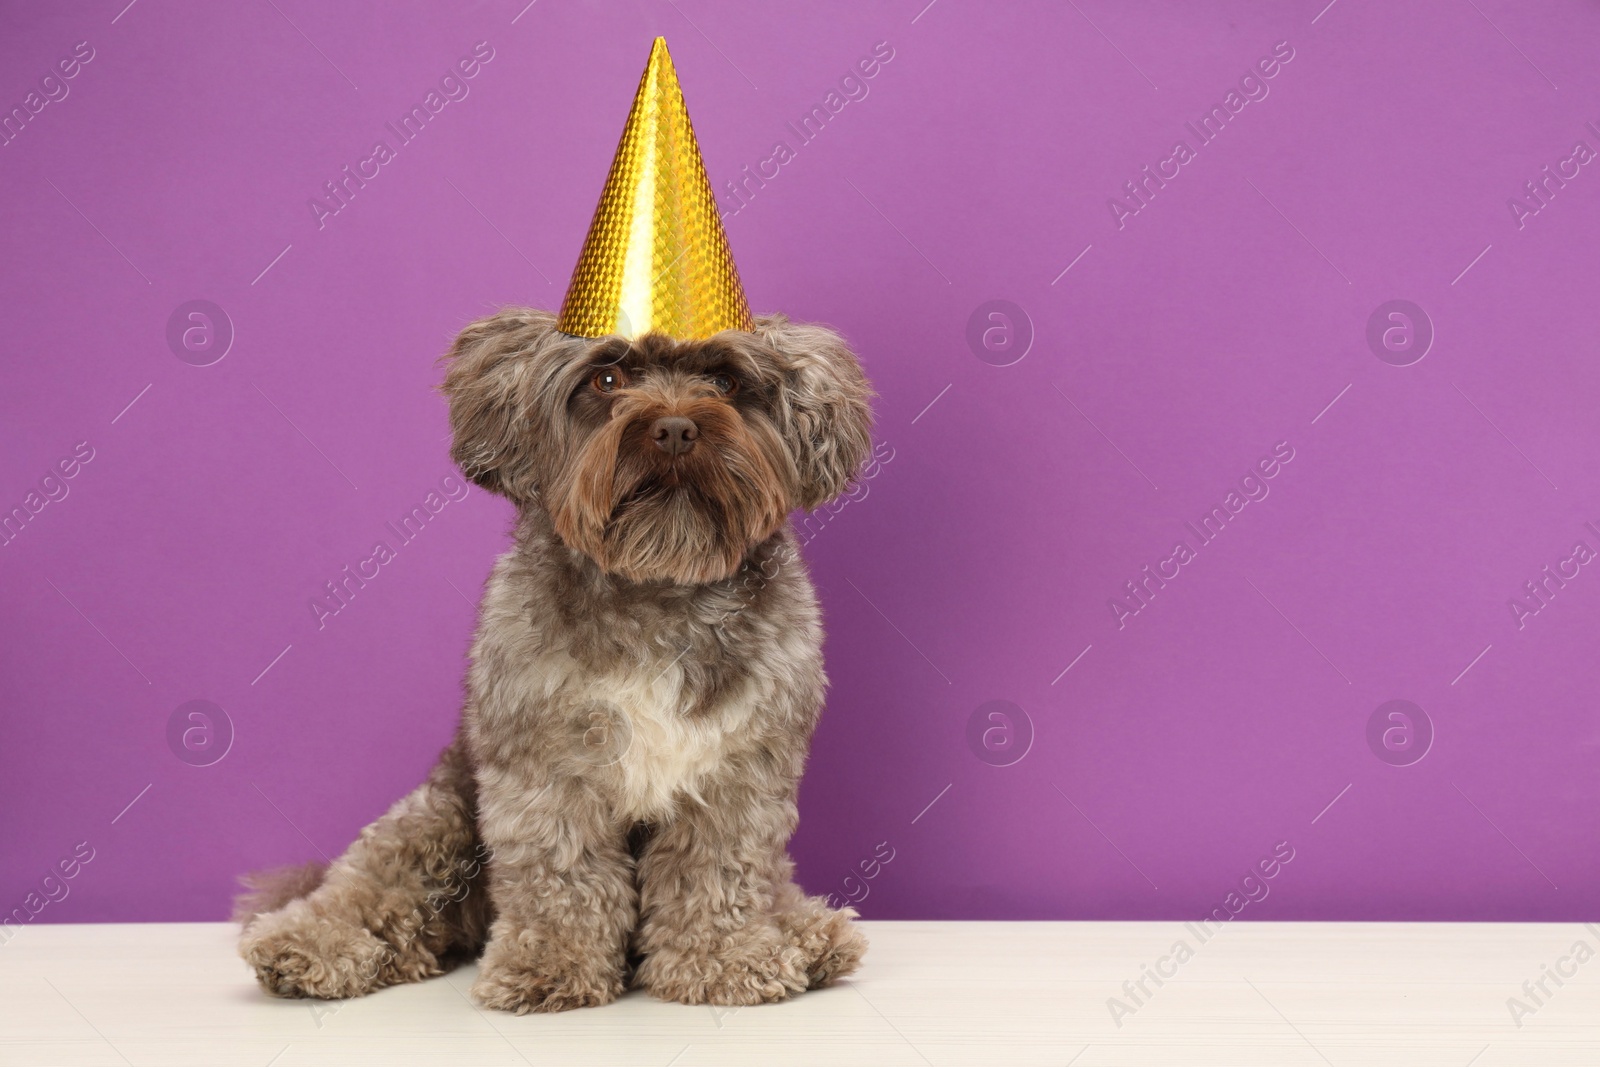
top-left (235, 307), bottom-right (874, 1013)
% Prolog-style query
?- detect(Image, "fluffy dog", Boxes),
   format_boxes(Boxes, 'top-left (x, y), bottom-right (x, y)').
top-left (236, 308), bottom-right (873, 1013)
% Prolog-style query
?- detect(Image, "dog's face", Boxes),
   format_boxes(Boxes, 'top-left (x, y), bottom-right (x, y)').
top-left (441, 310), bottom-right (872, 585)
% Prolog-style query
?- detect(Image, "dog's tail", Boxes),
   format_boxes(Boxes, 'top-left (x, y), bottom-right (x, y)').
top-left (232, 861), bottom-right (327, 925)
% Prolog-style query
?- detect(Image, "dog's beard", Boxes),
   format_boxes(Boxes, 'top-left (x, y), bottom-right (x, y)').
top-left (552, 396), bottom-right (791, 585)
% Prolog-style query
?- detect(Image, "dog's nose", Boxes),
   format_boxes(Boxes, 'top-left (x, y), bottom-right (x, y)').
top-left (651, 416), bottom-right (698, 455)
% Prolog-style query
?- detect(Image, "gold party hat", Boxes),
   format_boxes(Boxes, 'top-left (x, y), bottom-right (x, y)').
top-left (557, 38), bottom-right (753, 340)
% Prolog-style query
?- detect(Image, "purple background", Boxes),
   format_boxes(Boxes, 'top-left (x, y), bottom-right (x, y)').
top-left (4, 0), bottom-right (1599, 925)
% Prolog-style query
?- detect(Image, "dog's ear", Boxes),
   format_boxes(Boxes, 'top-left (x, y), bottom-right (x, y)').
top-left (755, 314), bottom-right (874, 512)
top-left (439, 308), bottom-right (573, 502)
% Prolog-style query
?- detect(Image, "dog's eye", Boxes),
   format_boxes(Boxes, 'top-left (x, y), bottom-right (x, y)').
top-left (709, 373), bottom-right (737, 395)
top-left (592, 368), bottom-right (627, 393)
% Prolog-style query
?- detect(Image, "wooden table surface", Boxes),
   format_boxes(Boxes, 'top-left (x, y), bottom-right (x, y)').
top-left (2, 921), bottom-right (1597, 1065)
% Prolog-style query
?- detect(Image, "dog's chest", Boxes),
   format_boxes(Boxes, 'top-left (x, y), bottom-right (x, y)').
top-left (579, 661), bottom-right (754, 819)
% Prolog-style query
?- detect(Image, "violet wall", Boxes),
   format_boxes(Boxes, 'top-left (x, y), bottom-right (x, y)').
top-left (4, 0), bottom-right (1599, 923)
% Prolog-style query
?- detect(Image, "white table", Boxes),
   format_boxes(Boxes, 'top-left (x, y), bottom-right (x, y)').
top-left (1, 921), bottom-right (1596, 1065)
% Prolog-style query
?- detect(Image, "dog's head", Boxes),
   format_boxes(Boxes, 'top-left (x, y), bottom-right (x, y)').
top-left (441, 309), bottom-right (873, 585)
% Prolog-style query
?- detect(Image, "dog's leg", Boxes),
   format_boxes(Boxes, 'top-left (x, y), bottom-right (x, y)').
top-left (238, 738), bottom-right (488, 999)
top-left (633, 781), bottom-right (814, 1005)
top-left (771, 875), bottom-right (868, 989)
top-left (469, 780), bottom-right (635, 1014)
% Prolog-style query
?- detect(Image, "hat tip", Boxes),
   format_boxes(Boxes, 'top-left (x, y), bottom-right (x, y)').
top-left (647, 36), bottom-right (673, 71)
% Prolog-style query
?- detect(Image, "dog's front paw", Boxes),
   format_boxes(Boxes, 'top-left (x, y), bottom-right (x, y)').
top-left (639, 925), bottom-right (811, 1006)
top-left (776, 898), bottom-right (868, 988)
top-left (470, 958), bottom-right (622, 1014)
top-left (240, 906), bottom-right (391, 999)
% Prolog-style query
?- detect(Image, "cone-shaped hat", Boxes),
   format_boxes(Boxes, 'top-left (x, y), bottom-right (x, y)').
top-left (557, 38), bottom-right (753, 340)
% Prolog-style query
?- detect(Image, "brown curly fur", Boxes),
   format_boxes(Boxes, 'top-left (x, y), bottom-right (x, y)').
top-left (237, 309), bottom-right (873, 1012)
